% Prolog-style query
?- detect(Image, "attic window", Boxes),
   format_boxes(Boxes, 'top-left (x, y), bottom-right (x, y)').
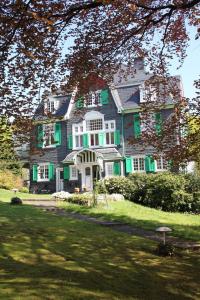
top-left (44, 99), bottom-right (58, 114)
top-left (85, 91), bottom-right (101, 107)
top-left (47, 101), bottom-right (55, 112)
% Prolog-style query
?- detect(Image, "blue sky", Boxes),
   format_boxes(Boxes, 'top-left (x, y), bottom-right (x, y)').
top-left (169, 27), bottom-right (200, 98)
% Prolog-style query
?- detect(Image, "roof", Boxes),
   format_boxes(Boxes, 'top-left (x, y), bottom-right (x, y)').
top-left (62, 148), bottom-right (122, 163)
top-left (116, 85), bottom-right (140, 110)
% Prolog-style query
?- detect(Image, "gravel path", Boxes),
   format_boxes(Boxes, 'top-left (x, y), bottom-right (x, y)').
top-left (23, 199), bottom-right (200, 250)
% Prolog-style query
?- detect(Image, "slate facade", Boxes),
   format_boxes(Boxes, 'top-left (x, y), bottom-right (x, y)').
top-left (30, 60), bottom-right (178, 193)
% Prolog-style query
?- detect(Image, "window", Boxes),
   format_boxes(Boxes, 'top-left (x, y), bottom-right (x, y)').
top-left (106, 132), bottom-right (115, 145)
top-left (105, 162), bottom-right (114, 177)
top-left (47, 101), bottom-right (55, 112)
top-left (133, 157), bottom-right (145, 172)
top-left (38, 164), bottom-right (49, 181)
top-left (90, 133), bottom-right (99, 146)
top-left (85, 91), bottom-right (101, 107)
top-left (70, 165), bottom-right (78, 180)
top-left (75, 135), bottom-right (83, 148)
top-left (156, 156), bottom-right (168, 171)
top-left (43, 124), bottom-right (55, 147)
top-left (105, 120), bottom-right (115, 130)
top-left (86, 119), bottom-right (103, 131)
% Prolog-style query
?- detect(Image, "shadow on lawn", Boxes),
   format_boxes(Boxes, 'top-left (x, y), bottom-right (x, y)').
top-left (0, 202), bottom-right (199, 300)
top-left (64, 204), bottom-right (200, 242)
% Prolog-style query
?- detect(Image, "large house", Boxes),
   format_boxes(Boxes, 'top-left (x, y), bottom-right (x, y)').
top-left (30, 59), bottom-right (180, 193)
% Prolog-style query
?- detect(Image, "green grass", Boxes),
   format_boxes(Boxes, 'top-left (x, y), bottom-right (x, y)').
top-left (59, 201), bottom-right (200, 241)
top-left (0, 202), bottom-right (199, 300)
top-left (0, 188), bottom-right (51, 202)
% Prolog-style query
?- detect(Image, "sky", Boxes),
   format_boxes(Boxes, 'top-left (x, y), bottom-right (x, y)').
top-left (169, 29), bottom-right (200, 99)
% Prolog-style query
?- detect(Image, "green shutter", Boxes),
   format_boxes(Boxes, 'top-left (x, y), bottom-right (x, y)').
top-left (98, 132), bottom-right (105, 146)
top-left (155, 112), bottom-right (162, 136)
top-left (75, 97), bottom-right (84, 108)
top-left (133, 113), bottom-right (141, 138)
top-left (48, 163), bottom-right (54, 180)
top-left (100, 89), bottom-right (109, 105)
top-left (83, 133), bottom-right (89, 148)
top-left (54, 122), bottom-right (61, 145)
top-left (145, 156), bottom-right (155, 173)
top-left (37, 124), bottom-right (43, 148)
top-left (125, 157), bottom-right (133, 173)
top-left (114, 130), bottom-right (120, 145)
top-left (32, 165), bottom-right (38, 181)
top-left (113, 161), bottom-right (121, 176)
top-left (63, 166), bottom-right (70, 180)
top-left (67, 135), bottom-right (73, 149)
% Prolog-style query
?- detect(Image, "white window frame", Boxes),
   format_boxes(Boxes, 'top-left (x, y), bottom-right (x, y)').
top-left (132, 156), bottom-right (145, 173)
top-left (37, 163), bottom-right (49, 182)
top-left (43, 123), bottom-right (56, 148)
top-left (85, 90), bottom-right (102, 108)
top-left (155, 156), bottom-right (168, 172)
top-left (105, 162), bottom-right (114, 177)
top-left (72, 111), bottom-right (116, 149)
top-left (69, 165), bottom-right (78, 180)
top-left (139, 83), bottom-right (157, 103)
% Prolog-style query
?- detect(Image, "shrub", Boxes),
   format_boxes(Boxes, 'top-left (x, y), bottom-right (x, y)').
top-left (102, 176), bottom-right (136, 200)
top-left (65, 193), bottom-right (93, 206)
top-left (0, 170), bottom-right (23, 190)
top-left (19, 187), bottom-right (29, 193)
top-left (172, 190), bottom-right (194, 212)
top-left (184, 174), bottom-right (200, 193)
top-left (10, 197), bottom-right (22, 205)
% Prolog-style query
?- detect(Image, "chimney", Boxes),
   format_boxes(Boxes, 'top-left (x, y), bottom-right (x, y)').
top-left (134, 57), bottom-right (144, 70)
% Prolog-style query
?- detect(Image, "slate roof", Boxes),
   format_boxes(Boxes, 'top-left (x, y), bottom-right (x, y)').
top-left (62, 148), bottom-right (122, 163)
top-left (116, 85), bottom-right (140, 110)
top-left (33, 94), bottom-right (71, 120)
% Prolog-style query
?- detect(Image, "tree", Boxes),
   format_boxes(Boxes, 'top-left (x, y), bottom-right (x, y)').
top-left (0, 0), bottom-right (199, 164)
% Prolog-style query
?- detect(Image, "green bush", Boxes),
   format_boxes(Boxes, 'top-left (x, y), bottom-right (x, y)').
top-left (102, 176), bottom-right (136, 200)
top-left (65, 193), bottom-right (93, 206)
top-left (172, 190), bottom-right (194, 212)
top-left (0, 170), bottom-right (23, 190)
top-left (10, 197), bottom-right (22, 205)
top-left (19, 187), bottom-right (29, 193)
top-left (184, 174), bottom-right (200, 193)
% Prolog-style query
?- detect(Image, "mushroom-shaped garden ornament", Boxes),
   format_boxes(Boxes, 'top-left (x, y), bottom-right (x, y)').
top-left (156, 227), bottom-right (172, 245)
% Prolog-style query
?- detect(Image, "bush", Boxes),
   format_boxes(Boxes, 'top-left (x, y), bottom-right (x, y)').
top-left (184, 174), bottom-right (200, 193)
top-left (19, 187), bottom-right (29, 193)
top-left (172, 190), bottom-right (194, 212)
top-left (101, 176), bottom-right (136, 200)
top-left (10, 197), bottom-right (22, 205)
top-left (65, 193), bottom-right (93, 206)
top-left (0, 170), bottom-right (23, 190)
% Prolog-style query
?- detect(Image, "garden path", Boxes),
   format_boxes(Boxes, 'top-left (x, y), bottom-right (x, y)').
top-left (23, 199), bottom-right (200, 250)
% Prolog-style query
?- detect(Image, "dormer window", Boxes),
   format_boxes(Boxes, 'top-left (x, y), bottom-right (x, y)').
top-left (47, 101), bottom-right (55, 113)
top-left (85, 91), bottom-right (101, 107)
top-left (44, 99), bottom-right (59, 114)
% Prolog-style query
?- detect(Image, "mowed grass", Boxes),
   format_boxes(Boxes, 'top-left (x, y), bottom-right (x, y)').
top-left (60, 201), bottom-right (200, 241)
top-left (0, 202), bottom-right (199, 300)
top-left (0, 188), bottom-right (51, 202)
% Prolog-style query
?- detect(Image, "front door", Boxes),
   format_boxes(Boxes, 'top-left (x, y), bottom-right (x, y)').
top-left (56, 168), bottom-right (64, 192)
top-left (83, 166), bottom-right (93, 191)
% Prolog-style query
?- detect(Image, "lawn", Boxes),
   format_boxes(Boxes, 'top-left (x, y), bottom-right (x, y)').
top-left (59, 200), bottom-right (200, 241)
top-left (0, 202), bottom-right (199, 300)
top-left (0, 188), bottom-right (52, 202)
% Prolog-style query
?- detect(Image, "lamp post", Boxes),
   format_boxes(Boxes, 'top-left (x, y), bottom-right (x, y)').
top-left (156, 227), bottom-right (172, 245)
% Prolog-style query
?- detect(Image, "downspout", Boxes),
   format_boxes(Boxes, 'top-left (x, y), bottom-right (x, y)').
top-left (121, 109), bottom-right (125, 176)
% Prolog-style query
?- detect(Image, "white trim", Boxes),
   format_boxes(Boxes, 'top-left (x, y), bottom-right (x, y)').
top-left (64, 88), bottom-right (77, 120)
top-left (69, 165), bottom-right (78, 180)
top-left (105, 162), bottom-right (114, 177)
top-left (132, 155), bottom-right (146, 173)
top-left (110, 88), bottom-right (123, 113)
top-left (56, 168), bottom-right (64, 192)
top-left (37, 163), bottom-right (49, 182)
